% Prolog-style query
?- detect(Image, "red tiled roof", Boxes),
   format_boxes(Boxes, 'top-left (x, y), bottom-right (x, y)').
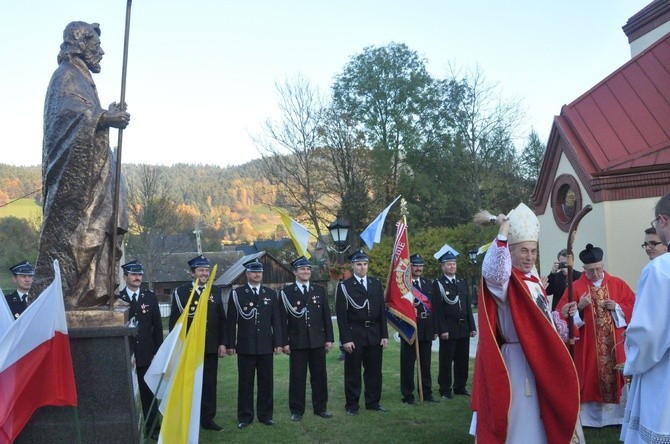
top-left (564, 34), bottom-right (670, 171)
top-left (533, 32), bottom-right (670, 212)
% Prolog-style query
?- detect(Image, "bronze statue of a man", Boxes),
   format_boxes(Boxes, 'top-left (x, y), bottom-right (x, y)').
top-left (34, 21), bottom-right (130, 309)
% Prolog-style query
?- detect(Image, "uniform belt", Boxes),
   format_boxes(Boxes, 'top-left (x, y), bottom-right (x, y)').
top-left (419, 312), bottom-right (428, 319)
top-left (458, 319), bottom-right (466, 324)
top-left (354, 320), bottom-right (377, 327)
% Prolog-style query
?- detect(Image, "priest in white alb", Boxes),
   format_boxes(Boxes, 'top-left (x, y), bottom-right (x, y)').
top-left (621, 193), bottom-right (670, 443)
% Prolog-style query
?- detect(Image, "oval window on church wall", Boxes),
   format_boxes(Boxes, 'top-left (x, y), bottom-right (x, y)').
top-left (551, 174), bottom-right (582, 232)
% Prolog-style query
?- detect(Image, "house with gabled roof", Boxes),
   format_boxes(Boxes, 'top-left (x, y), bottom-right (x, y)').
top-left (532, 0), bottom-right (670, 289)
top-left (232, 239), bottom-right (291, 256)
top-left (141, 250), bottom-right (243, 302)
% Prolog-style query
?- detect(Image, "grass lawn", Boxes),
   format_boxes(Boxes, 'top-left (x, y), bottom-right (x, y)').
top-left (190, 324), bottom-right (622, 443)
top-left (201, 337), bottom-right (474, 444)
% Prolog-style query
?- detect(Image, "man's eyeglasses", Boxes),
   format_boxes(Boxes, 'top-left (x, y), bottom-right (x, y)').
top-left (642, 241), bottom-right (663, 249)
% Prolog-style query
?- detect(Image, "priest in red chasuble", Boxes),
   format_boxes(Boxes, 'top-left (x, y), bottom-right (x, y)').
top-left (558, 244), bottom-right (635, 427)
top-left (471, 203), bottom-right (580, 443)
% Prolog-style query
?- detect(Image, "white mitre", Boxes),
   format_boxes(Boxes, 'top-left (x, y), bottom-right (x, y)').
top-left (507, 202), bottom-right (540, 245)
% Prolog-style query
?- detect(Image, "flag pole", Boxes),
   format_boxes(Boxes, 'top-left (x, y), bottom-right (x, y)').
top-left (405, 223), bottom-right (424, 402)
top-left (107, 0), bottom-right (133, 307)
top-left (400, 201), bottom-right (424, 401)
top-left (146, 379), bottom-right (164, 439)
top-left (73, 407), bottom-right (83, 444)
top-left (414, 336), bottom-right (423, 401)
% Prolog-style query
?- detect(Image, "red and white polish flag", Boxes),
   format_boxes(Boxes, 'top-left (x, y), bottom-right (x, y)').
top-left (0, 260), bottom-right (77, 443)
top-left (0, 287), bottom-right (13, 336)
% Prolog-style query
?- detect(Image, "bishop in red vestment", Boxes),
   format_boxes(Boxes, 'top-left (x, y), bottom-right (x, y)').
top-left (471, 203), bottom-right (580, 443)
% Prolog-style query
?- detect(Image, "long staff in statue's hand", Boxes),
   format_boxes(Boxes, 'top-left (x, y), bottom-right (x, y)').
top-left (108, 0), bottom-right (133, 308)
top-left (565, 205), bottom-right (592, 358)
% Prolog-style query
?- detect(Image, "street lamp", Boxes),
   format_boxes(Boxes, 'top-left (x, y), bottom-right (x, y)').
top-left (327, 215), bottom-right (351, 362)
top-left (468, 249), bottom-right (478, 307)
top-left (328, 215), bottom-right (351, 263)
top-left (468, 249), bottom-right (478, 265)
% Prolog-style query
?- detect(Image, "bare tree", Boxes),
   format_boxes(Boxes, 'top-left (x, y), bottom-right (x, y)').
top-left (317, 108), bottom-right (373, 239)
top-left (254, 75), bottom-right (330, 240)
top-left (126, 164), bottom-right (186, 290)
top-left (446, 65), bottom-right (525, 213)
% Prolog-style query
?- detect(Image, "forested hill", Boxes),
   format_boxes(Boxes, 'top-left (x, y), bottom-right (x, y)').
top-left (0, 160), bottom-right (285, 245)
top-left (0, 160), bottom-right (296, 288)
top-left (1, 160), bottom-right (273, 205)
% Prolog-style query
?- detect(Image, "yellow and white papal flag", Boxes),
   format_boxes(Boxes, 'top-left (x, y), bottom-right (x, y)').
top-left (276, 208), bottom-right (312, 259)
top-left (148, 265), bottom-right (216, 444)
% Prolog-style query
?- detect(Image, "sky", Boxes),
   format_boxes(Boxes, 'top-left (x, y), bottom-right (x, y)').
top-left (0, 0), bottom-right (652, 168)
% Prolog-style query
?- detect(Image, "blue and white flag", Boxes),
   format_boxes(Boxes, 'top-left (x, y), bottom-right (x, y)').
top-left (360, 195), bottom-right (401, 250)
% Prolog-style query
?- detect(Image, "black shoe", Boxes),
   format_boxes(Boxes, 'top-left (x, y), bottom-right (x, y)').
top-left (401, 397), bottom-right (417, 405)
top-left (454, 389), bottom-right (471, 396)
top-left (290, 413), bottom-right (302, 422)
top-left (261, 419), bottom-right (274, 426)
top-left (237, 422), bottom-right (250, 429)
top-left (201, 421), bottom-right (223, 431)
top-left (315, 411), bottom-right (333, 418)
top-left (367, 405), bottom-right (388, 412)
top-left (441, 392), bottom-right (453, 399)
top-left (346, 409), bottom-right (358, 416)
top-left (424, 395), bottom-right (439, 402)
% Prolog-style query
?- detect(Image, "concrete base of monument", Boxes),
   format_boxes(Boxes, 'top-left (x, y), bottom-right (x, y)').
top-left (16, 308), bottom-right (143, 444)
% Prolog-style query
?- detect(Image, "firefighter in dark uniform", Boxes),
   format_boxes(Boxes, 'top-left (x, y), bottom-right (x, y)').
top-left (433, 248), bottom-right (477, 399)
top-left (169, 255), bottom-right (227, 432)
top-left (400, 254), bottom-right (440, 404)
top-left (118, 260), bottom-right (163, 440)
top-left (5, 261), bottom-right (34, 320)
top-left (226, 258), bottom-right (283, 429)
top-left (336, 250), bottom-right (389, 415)
top-left (280, 256), bottom-right (335, 422)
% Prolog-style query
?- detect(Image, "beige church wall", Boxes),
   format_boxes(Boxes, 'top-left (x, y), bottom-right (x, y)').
top-left (538, 152), bottom-right (653, 294)
top-left (599, 198), bottom-right (657, 292)
top-left (537, 153), bottom-right (592, 282)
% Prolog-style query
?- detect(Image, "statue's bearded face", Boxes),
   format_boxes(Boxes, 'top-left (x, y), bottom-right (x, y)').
top-left (82, 34), bottom-right (104, 73)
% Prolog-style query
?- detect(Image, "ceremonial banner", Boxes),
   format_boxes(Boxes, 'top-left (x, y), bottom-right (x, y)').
top-left (0, 261), bottom-right (77, 442)
top-left (384, 221), bottom-right (417, 343)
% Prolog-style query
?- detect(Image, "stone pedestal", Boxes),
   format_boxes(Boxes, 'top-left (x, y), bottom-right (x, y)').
top-left (16, 308), bottom-right (142, 444)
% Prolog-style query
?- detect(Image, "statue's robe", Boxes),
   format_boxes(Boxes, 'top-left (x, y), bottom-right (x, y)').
top-left (34, 57), bottom-right (127, 308)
